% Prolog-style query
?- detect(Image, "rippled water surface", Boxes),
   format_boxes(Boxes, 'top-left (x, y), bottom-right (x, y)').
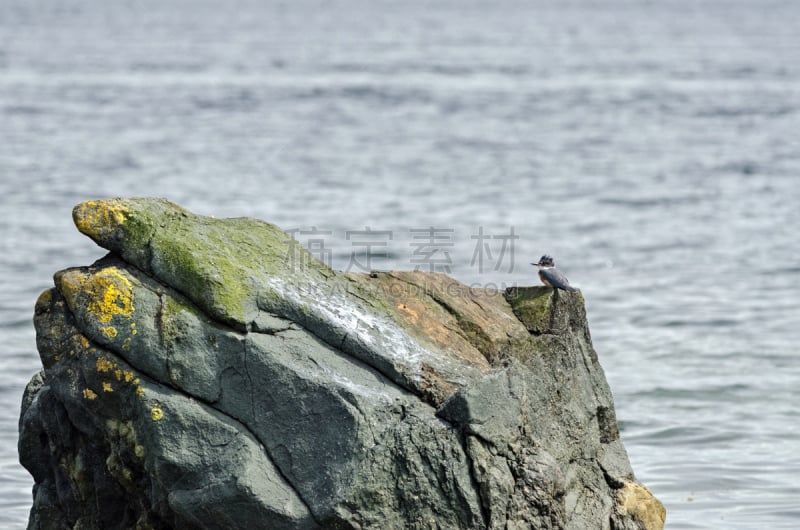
top-left (2, 1), bottom-right (799, 527)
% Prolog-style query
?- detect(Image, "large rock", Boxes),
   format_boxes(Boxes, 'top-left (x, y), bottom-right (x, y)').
top-left (19, 198), bottom-right (665, 529)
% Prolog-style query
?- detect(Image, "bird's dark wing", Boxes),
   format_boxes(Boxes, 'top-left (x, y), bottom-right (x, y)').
top-left (540, 268), bottom-right (576, 292)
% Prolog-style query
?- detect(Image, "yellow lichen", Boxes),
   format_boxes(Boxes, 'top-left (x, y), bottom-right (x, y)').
top-left (80, 336), bottom-right (90, 348)
top-left (616, 482), bottom-right (666, 530)
top-left (95, 357), bottom-right (143, 397)
top-left (59, 266), bottom-right (137, 347)
top-left (37, 289), bottom-right (53, 306)
top-left (73, 199), bottom-right (129, 241)
top-left (85, 268), bottom-right (135, 324)
top-left (96, 357), bottom-right (116, 372)
top-left (83, 388), bottom-right (98, 400)
top-left (150, 406), bottom-right (164, 421)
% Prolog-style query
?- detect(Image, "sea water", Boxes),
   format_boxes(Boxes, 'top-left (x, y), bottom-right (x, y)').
top-left (1, 1), bottom-right (799, 527)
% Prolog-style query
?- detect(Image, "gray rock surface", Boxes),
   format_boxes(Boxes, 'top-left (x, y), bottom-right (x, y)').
top-left (19, 198), bottom-right (665, 529)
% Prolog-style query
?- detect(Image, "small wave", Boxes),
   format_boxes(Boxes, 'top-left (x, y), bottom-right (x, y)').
top-left (760, 265), bottom-right (800, 275)
top-left (661, 318), bottom-right (739, 328)
top-left (0, 318), bottom-right (33, 330)
top-left (630, 239), bottom-right (710, 253)
top-left (3, 105), bottom-right (44, 115)
top-left (294, 85), bottom-right (433, 107)
top-left (631, 383), bottom-right (751, 401)
top-left (90, 153), bottom-right (141, 173)
top-left (192, 89), bottom-right (259, 112)
top-left (596, 194), bottom-right (713, 208)
top-left (130, 61), bottom-right (207, 73)
top-left (695, 103), bottom-right (796, 119)
top-left (716, 160), bottom-right (760, 175)
top-left (628, 425), bottom-right (744, 446)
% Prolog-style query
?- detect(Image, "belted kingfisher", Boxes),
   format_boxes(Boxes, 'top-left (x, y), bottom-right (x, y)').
top-left (531, 255), bottom-right (577, 292)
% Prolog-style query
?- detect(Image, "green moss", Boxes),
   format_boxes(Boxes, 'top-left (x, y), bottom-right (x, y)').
top-left (107, 418), bottom-right (139, 450)
top-left (452, 315), bottom-right (493, 354)
top-left (159, 291), bottom-right (196, 344)
top-left (105, 452), bottom-right (135, 491)
top-left (72, 198), bottom-right (332, 329)
top-left (134, 516), bottom-right (157, 530)
top-left (505, 287), bottom-right (553, 334)
top-left (147, 212), bottom-right (302, 326)
top-left (60, 452), bottom-right (91, 501)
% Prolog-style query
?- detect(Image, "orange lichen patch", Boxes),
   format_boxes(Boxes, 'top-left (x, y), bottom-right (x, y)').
top-left (72, 199), bottom-right (129, 241)
top-left (102, 381), bottom-right (114, 392)
top-left (393, 296), bottom-right (455, 348)
top-left (82, 388), bottom-right (98, 400)
top-left (366, 271), bottom-right (530, 367)
top-left (397, 303), bottom-right (419, 321)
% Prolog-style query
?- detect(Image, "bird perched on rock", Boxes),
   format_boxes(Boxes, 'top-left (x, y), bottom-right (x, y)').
top-left (531, 255), bottom-right (576, 292)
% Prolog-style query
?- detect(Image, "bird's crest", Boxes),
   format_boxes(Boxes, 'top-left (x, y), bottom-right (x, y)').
top-left (536, 255), bottom-right (555, 267)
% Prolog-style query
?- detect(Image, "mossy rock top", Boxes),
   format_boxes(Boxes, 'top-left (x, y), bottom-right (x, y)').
top-left (71, 198), bottom-right (586, 406)
top-left (73, 198), bottom-right (327, 328)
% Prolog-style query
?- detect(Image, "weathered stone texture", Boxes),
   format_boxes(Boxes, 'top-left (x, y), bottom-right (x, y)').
top-left (19, 198), bottom-right (665, 529)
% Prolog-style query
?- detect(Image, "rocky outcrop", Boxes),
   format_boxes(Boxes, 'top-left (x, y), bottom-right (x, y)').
top-left (19, 198), bottom-right (665, 530)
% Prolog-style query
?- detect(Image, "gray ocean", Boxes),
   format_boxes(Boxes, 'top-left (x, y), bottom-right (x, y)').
top-left (1, 0), bottom-right (799, 527)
